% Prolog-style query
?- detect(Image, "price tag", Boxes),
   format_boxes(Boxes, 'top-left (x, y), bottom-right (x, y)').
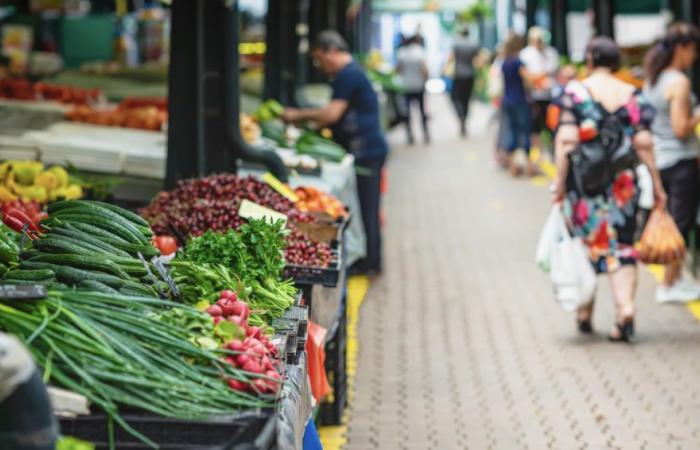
top-left (0, 284), bottom-right (47, 300)
top-left (238, 199), bottom-right (288, 225)
top-left (262, 172), bottom-right (299, 203)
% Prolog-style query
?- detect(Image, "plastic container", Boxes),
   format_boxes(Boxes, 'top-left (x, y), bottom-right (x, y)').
top-left (58, 410), bottom-right (275, 450)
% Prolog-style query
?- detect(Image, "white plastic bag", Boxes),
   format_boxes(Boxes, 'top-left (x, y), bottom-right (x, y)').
top-left (535, 205), bottom-right (564, 273)
top-left (549, 215), bottom-right (597, 312)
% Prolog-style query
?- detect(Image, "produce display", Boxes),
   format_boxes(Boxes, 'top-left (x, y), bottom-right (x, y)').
top-left (254, 99), bottom-right (348, 163)
top-left (0, 161), bottom-right (82, 203)
top-left (0, 78), bottom-right (101, 104)
top-left (295, 186), bottom-right (348, 219)
top-left (66, 104), bottom-right (166, 131)
top-left (140, 173), bottom-right (334, 269)
top-left (0, 199), bottom-right (307, 448)
top-left (0, 290), bottom-right (276, 448)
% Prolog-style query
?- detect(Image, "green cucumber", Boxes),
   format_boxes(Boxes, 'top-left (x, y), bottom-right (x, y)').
top-left (50, 200), bottom-right (151, 230)
top-left (49, 225), bottom-right (131, 258)
top-left (49, 211), bottom-right (148, 245)
top-left (35, 236), bottom-right (113, 257)
top-left (19, 261), bottom-right (126, 289)
top-left (79, 280), bottom-right (120, 294)
top-left (27, 254), bottom-right (131, 279)
top-left (100, 238), bottom-right (159, 258)
top-left (3, 269), bottom-right (55, 281)
top-left (66, 222), bottom-right (129, 243)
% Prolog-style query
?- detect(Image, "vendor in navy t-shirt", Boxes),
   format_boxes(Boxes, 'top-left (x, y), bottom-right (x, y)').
top-left (281, 30), bottom-right (387, 275)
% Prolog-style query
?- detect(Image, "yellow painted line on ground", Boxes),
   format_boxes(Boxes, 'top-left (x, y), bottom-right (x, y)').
top-left (533, 154), bottom-right (700, 322)
top-left (318, 275), bottom-right (370, 450)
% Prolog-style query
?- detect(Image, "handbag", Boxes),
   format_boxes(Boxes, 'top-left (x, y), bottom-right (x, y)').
top-left (567, 111), bottom-right (638, 197)
top-left (535, 205), bottom-right (563, 273)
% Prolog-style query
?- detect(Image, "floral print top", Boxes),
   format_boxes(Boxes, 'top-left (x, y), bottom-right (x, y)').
top-left (551, 80), bottom-right (656, 273)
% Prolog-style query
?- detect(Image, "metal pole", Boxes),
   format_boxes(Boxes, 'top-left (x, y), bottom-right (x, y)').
top-left (550, 0), bottom-right (568, 57)
top-left (592, 0), bottom-right (615, 39)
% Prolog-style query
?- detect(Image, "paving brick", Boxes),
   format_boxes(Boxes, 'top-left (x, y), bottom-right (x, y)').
top-left (342, 97), bottom-right (700, 450)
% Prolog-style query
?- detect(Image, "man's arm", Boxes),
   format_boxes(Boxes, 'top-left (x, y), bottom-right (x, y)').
top-left (281, 99), bottom-right (349, 127)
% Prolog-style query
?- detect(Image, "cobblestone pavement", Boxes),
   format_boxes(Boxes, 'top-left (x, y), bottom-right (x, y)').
top-left (343, 97), bottom-right (700, 450)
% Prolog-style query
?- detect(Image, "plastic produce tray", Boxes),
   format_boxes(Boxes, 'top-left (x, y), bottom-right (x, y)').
top-left (283, 216), bottom-right (348, 288)
top-left (58, 410), bottom-right (275, 450)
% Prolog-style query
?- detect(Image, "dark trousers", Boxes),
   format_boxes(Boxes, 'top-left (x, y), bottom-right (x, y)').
top-left (451, 76), bottom-right (475, 123)
top-left (353, 156), bottom-right (385, 272)
top-left (660, 158), bottom-right (699, 241)
top-left (503, 102), bottom-right (532, 155)
top-left (404, 91), bottom-right (429, 142)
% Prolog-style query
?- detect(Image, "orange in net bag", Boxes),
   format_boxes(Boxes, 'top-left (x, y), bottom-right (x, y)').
top-left (638, 209), bottom-right (686, 265)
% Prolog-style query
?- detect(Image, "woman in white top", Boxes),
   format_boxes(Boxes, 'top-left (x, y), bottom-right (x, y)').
top-left (397, 35), bottom-right (430, 145)
top-left (643, 23), bottom-right (700, 303)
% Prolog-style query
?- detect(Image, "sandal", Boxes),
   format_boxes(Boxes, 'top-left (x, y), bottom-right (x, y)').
top-left (577, 319), bottom-right (593, 334)
top-left (608, 318), bottom-right (635, 343)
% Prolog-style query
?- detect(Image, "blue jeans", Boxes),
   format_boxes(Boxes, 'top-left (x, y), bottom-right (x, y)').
top-left (503, 102), bottom-right (532, 155)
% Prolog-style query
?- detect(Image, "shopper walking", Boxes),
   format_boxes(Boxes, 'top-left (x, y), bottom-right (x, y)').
top-left (551, 37), bottom-right (667, 341)
top-left (643, 23), bottom-right (700, 303)
top-left (396, 35), bottom-right (430, 144)
top-left (501, 32), bottom-right (536, 176)
top-left (281, 30), bottom-right (388, 276)
top-left (520, 27), bottom-right (559, 152)
top-left (450, 27), bottom-right (480, 137)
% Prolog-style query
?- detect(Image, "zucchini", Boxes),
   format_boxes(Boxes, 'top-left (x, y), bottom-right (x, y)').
top-left (27, 254), bottom-right (131, 279)
top-left (3, 269), bottom-right (55, 281)
top-left (296, 141), bottom-right (346, 163)
top-left (43, 214), bottom-right (147, 245)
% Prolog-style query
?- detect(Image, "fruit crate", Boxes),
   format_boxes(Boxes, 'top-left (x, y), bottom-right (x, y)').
top-left (58, 410), bottom-right (276, 450)
top-left (283, 215), bottom-right (349, 288)
top-left (318, 304), bottom-right (347, 426)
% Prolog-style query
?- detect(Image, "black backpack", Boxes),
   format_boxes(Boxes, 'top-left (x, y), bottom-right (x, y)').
top-left (567, 110), bottom-right (638, 197)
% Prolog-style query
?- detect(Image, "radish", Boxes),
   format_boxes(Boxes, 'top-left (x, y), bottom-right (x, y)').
top-left (225, 356), bottom-right (236, 365)
top-left (216, 298), bottom-right (228, 307)
top-left (252, 378), bottom-right (269, 393)
top-left (221, 303), bottom-right (237, 316)
top-left (220, 290), bottom-right (237, 301)
top-left (229, 315), bottom-right (247, 329)
top-left (206, 305), bottom-right (223, 317)
top-left (226, 339), bottom-right (244, 352)
top-left (228, 379), bottom-right (247, 391)
top-left (242, 360), bottom-right (263, 374)
top-left (236, 354), bottom-right (251, 366)
top-left (212, 316), bottom-right (223, 325)
top-left (247, 326), bottom-right (262, 339)
top-left (265, 370), bottom-right (280, 379)
top-left (231, 301), bottom-right (250, 319)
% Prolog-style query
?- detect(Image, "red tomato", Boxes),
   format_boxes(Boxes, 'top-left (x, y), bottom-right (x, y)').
top-left (153, 235), bottom-right (178, 255)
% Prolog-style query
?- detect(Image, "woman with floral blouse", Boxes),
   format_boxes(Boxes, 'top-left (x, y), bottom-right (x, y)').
top-left (550, 37), bottom-right (667, 342)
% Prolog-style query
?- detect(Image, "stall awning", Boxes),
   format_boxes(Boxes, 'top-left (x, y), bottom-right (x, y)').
top-left (568, 0), bottom-right (662, 13)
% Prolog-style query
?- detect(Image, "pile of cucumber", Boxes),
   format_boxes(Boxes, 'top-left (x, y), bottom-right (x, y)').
top-left (2, 200), bottom-right (170, 296)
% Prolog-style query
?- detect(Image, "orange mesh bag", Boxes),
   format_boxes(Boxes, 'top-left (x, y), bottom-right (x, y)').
top-left (638, 209), bottom-right (686, 265)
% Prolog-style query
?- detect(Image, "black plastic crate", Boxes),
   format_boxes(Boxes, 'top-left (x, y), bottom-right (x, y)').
top-left (283, 216), bottom-right (348, 288)
top-left (283, 305), bottom-right (308, 338)
top-left (58, 410), bottom-right (275, 450)
top-left (318, 307), bottom-right (347, 425)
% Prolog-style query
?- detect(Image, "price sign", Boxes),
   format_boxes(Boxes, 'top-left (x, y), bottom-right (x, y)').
top-left (262, 172), bottom-right (299, 202)
top-left (238, 199), bottom-right (288, 225)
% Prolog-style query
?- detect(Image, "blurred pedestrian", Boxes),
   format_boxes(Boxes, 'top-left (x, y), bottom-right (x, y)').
top-left (551, 37), bottom-right (667, 341)
top-left (643, 22), bottom-right (700, 303)
top-left (520, 27), bottom-right (559, 152)
top-left (397, 35), bottom-right (430, 144)
top-left (281, 31), bottom-right (388, 276)
top-left (501, 32), bottom-right (536, 176)
top-left (487, 44), bottom-right (509, 168)
top-left (450, 27), bottom-right (480, 137)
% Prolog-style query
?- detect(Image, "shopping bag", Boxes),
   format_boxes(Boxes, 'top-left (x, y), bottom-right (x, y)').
top-left (535, 205), bottom-right (564, 273)
top-left (638, 208), bottom-right (686, 265)
top-left (549, 214), bottom-right (597, 312)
